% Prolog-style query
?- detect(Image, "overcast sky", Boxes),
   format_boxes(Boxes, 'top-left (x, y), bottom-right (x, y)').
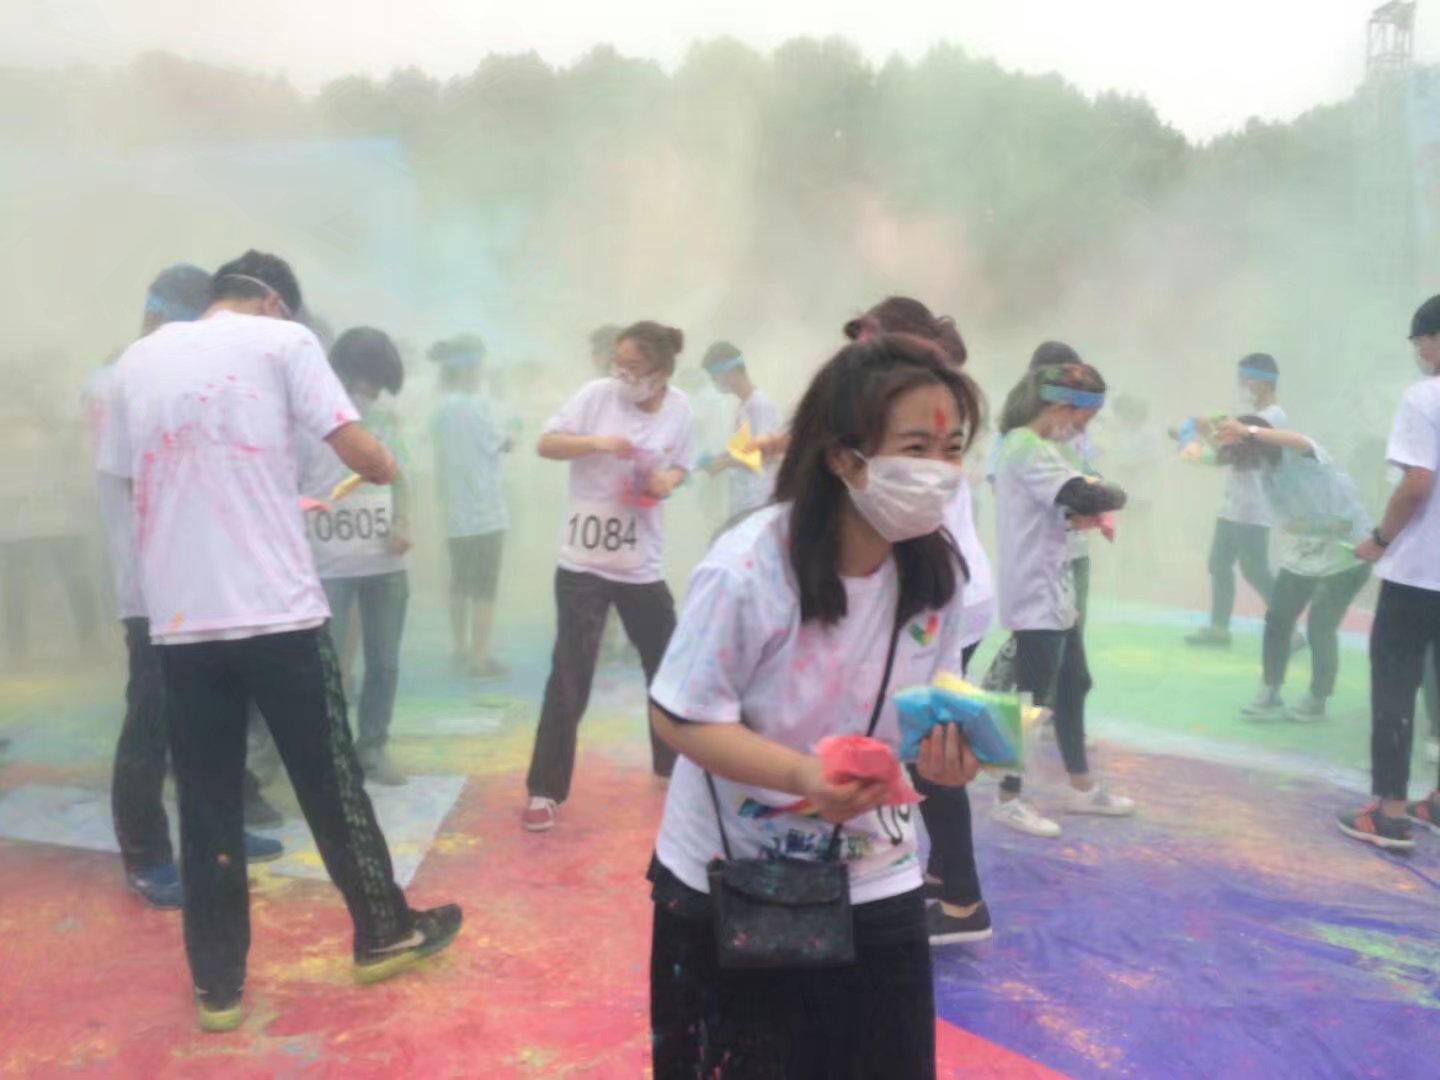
top-left (4, 0), bottom-right (1436, 140)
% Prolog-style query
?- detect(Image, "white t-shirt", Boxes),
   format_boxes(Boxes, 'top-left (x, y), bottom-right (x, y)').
top-left (727, 388), bottom-right (782, 516)
top-left (946, 474), bottom-right (994, 647)
top-left (1378, 377), bottom-right (1440, 590)
top-left (296, 396), bottom-right (407, 581)
top-left (1220, 403), bottom-right (1287, 526)
top-left (994, 428), bottom-right (1083, 631)
top-left (95, 311), bottom-right (359, 644)
top-left (543, 378), bottom-right (695, 585)
top-left (1063, 432), bottom-right (1098, 561)
top-left (86, 366), bottom-right (145, 620)
top-left (651, 504), bottom-right (970, 906)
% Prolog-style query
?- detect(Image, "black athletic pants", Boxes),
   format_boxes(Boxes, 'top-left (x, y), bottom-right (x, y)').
top-left (160, 627), bottom-right (412, 1004)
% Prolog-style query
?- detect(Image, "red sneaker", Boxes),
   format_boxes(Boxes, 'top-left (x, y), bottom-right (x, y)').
top-left (521, 797), bottom-right (557, 832)
top-left (1404, 795), bottom-right (1440, 836)
top-left (1337, 804), bottom-right (1414, 851)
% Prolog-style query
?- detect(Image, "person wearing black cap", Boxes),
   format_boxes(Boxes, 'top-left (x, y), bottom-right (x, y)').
top-left (1340, 295), bottom-right (1440, 851)
top-left (96, 250), bottom-right (461, 1030)
top-left (1185, 353), bottom-right (1285, 648)
top-left (86, 264), bottom-right (284, 910)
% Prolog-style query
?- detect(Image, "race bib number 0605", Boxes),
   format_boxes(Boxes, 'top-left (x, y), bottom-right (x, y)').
top-left (306, 490), bottom-right (392, 561)
top-left (559, 500), bottom-right (642, 571)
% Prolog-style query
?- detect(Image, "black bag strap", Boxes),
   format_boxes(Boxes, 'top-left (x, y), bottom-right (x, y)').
top-left (706, 602), bottom-right (906, 865)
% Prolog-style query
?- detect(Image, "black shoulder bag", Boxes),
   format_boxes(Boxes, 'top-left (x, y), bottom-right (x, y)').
top-left (703, 608), bottom-right (904, 970)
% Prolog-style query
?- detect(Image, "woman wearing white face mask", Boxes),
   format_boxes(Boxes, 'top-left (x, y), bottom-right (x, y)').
top-left (521, 321), bottom-right (695, 833)
top-left (990, 363), bottom-right (1134, 833)
top-left (646, 332), bottom-right (982, 1078)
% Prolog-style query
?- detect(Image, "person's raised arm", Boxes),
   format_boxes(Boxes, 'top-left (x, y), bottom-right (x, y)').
top-left (537, 433), bottom-right (634, 460)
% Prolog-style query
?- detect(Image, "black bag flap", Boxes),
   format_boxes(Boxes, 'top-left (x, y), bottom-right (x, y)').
top-left (712, 857), bottom-right (848, 907)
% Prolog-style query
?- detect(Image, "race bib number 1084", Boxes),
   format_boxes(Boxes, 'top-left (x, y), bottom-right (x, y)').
top-left (558, 500), bottom-right (643, 572)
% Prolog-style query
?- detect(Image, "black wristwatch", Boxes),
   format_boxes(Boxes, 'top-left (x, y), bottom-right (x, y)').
top-left (1372, 527), bottom-right (1391, 549)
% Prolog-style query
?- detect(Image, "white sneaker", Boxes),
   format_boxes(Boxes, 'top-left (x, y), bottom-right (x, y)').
top-left (1063, 785), bottom-right (1136, 817)
top-left (1240, 686), bottom-right (1285, 721)
top-left (1426, 739), bottom-right (1440, 765)
top-left (990, 796), bottom-right (1061, 838)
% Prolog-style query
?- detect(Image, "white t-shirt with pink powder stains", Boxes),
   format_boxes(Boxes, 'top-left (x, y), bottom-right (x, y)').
top-left (651, 503), bottom-right (971, 906)
top-left (96, 311), bottom-right (359, 644)
top-left (543, 377), bottom-right (695, 585)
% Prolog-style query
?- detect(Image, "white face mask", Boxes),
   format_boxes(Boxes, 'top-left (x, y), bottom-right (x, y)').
top-left (1415, 354), bottom-right (1439, 377)
top-left (1235, 384), bottom-right (1261, 410)
top-left (1048, 422), bottom-right (1078, 444)
top-left (614, 373), bottom-right (662, 405)
top-left (845, 453), bottom-right (962, 543)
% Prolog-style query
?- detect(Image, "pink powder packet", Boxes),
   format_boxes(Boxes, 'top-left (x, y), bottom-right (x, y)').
top-left (815, 735), bottom-right (920, 806)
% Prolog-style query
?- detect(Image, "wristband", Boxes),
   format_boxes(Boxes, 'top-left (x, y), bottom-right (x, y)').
top-left (1372, 527), bottom-right (1391, 549)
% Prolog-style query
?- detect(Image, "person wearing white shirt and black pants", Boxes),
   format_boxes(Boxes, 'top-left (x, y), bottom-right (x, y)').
top-left (647, 333), bottom-right (983, 1078)
top-left (522, 322), bottom-right (695, 832)
top-left (96, 252), bottom-right (460, 1031)
top-left (1341, 295), bottom-right (1440, 850)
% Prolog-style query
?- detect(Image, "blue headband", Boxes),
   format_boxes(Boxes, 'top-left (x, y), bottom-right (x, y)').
top-left (1039, 384), bottom-right (1104, 410)
top-left (1238, 366), bottom-right (1278, 384)
top-left (705, 355), bottom-right (745, 375)
top-left (144, 291), bottom-right (204, 323)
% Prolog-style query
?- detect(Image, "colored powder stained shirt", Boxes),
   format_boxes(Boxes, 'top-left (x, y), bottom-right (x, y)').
top-left (543, 378), bottom-right (695, 586)
top-left (94, 311), bottom-right (357, 644)
top-left (298, 394), bottom-right (410, 580)
top-left (651, 503), bottom-right (970, 906)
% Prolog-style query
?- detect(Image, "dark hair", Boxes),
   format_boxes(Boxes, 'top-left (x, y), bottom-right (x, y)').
top-left (298, 307), bottom-right (335, 351)
top-left (1030, 340), bottom-right (1082, 370)
top-left (211, 250), bottom-right (302, 315)
top-left (618, 321), bottom-right (685, 376)
top-left (589, 324), bottom-right (623, 356)
top-left (844, 296), bottom-right (968, 369)
top-left (1238, 352), bottom-right (1279, 376)
top-left (1217, 415), bottom-right (1283, 470)
top-left (331, 327), bottom-right (404, 395)
top-left (1412, 296), bottom-right (1440, 339)
top-left (774, 333), bottom-right (981, 626)
top-left (146, 264), bottom-right (211, 321)
top-left (999, 362), bottom-right (1107, 434)
top-left (702, 340), bottom-right (743, 369)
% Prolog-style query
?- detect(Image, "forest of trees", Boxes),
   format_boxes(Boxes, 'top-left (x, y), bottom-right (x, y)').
top-left (0, 40), bottom-right (1417, 422)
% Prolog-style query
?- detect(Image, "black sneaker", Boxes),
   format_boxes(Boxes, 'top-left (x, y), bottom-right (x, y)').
top-left (354, 904), bottom-right (463, 985)
top-left (244, 790), bottom-right (285, 829)
top-left (926, 901), bottom-right (993, 945)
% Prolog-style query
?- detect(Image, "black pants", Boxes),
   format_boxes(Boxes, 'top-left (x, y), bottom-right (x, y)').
top-left (1207, 519), bottom-right (1274, 630)
top-left (911, 641), bottom-right (981, 907)
top-left (161, 627), bottom-right (412, 1003)
top-left (1000, 628), bottom-right (1092, 794)
top-left (650, 871), bottom-right (934, 1080)
top-left (1369, 581), bottom-right (1440, 800)
top-left (112, 618), bottom-right (171, 872)
top-left (527, 569), bottom-right (677, 801)
top-left (1261, 565), bottom-right (1370, 698)
top-left (1072, 555), bottom-right (1091, 632)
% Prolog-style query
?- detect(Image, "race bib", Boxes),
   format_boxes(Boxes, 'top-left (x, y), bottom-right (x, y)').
top-left (305, 490), bottom-right (393, 565)
top-left (558, 499), bottom-right (643, 572)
